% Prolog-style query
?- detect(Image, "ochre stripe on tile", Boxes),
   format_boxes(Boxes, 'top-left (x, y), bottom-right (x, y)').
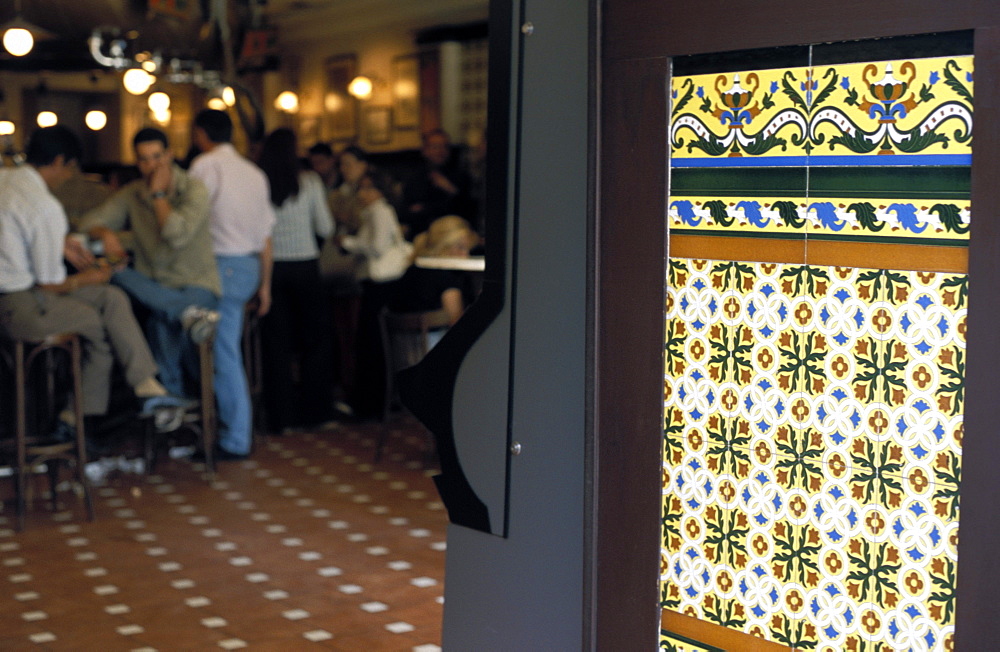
top-left (668, 234), bottom-right (806, 264)
top-left (669, 234), bottom-right (967, 273)
top-left (805, 239), bottom-right (967, 273)
top-left (662, 609), bottom-right (791, 652)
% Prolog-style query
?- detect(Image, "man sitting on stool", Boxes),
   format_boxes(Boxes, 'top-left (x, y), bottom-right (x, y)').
top-left (77, 127), bottom-right (220, 403)
top-left (0, 125), bottom-right (170, 430)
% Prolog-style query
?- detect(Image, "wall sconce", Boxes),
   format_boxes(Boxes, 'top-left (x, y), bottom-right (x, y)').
top-left (0, 120), bottom-right (14, 136)
top-left (36, 111), bottom-right (57, 128)
top-left (123, 68), bottom-right (155, 95)
top-left (85, 110), bottom-right (107, 131)
top-left (348, 75), bottom-right (374, 101)
top-left (274, 90), bottom-right (299, 114)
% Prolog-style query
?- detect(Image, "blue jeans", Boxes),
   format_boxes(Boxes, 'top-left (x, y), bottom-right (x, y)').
top-left (214, 255), bottom-right (259, 455)
top-left (112, 268), bottom-right (218, 397)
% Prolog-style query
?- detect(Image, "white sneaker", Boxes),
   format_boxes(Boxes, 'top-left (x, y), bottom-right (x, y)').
top-left (180, 306), bottom-right (220, 344)
top-left (84, 458), bottom-right (117, 485)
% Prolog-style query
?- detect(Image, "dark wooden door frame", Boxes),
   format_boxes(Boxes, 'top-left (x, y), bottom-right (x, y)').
top-left (595, 1), bottom-right (1000, 648)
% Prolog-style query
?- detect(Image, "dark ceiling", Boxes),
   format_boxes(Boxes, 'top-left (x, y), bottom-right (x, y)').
top-left (0, 0), bottom-right (223, 73)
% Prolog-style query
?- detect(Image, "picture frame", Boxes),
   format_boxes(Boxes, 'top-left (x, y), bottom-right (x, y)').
top-left (323, 54), bottom-right (357, 142)
top-left (363, 106), bottom-right (393, 145)
top-left (392, 54), bottom-right (421, 130)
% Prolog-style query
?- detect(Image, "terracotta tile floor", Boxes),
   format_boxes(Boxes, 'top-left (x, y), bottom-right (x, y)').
top-left (0, 419), bottom-right (446, 651)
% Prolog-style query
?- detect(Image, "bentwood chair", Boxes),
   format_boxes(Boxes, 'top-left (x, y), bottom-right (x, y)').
top-left (0, 332), bottom-right (94, 530)
top-left (376, 307), bottom-right (450, 462)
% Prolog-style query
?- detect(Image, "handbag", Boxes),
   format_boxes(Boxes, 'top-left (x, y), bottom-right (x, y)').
top-left (367, 227), bottom-right (413, 282)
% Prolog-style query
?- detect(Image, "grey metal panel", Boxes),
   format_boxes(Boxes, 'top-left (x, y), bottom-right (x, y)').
top-left (453, 311), bottom-right (511, 536)
top-left (442, 0), bottom-right (592, 647)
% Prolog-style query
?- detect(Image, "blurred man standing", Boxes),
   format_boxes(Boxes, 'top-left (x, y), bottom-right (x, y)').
top-left (190, 110), bottom-right (275, 460)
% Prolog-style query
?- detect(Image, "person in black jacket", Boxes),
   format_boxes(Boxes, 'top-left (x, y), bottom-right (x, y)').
top-left (398, 129), bottom-right (475, 240)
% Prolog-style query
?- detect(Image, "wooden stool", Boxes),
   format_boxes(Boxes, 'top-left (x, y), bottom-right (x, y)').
top-left (0, 333), bottom-right (94, 530)
top-left (242, 300), bottom-right (265, 439)
top-left (141, 336), bottom-right (217, 475)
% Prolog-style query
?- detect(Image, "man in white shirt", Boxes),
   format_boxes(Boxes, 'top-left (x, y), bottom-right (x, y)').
top-left (0, 125), bottom-right (168, 422)
top-left (189, 109), bottom-right (276, 460)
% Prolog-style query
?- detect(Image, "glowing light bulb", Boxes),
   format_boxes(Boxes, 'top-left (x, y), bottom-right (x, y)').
top-left (0, 120), bottom-right (14, 136)
top-left (3, 28), bottom-right (33, 57)
top-left (148, 91), bottom-right (170, 112)
top-left (123, 68), bottom-right (154, 95)
top-left (36, 111), bottom-right (57, 128)
top-left (274, 90), bottom-right (299, 113)
top-left (221, 86), bottom-right (236, 107)
top-left (207, 97), bottom-right (226, 111)
top-left (348, 76), bottom-right (372, 100)
top-left (85, 110), bottom-right (107, 131)
top-left (152, 108), bottom-right (171, 125)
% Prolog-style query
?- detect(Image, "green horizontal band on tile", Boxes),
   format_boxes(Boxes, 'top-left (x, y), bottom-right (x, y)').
top-left (670, 228), bottom-right (803, 240)
top-left (671, 167), bottom-right (970, 199)
top-left (808, 233), bottom-right (968, 247)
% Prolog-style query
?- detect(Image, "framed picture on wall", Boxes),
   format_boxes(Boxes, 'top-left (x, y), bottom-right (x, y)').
top-left (324, 54), bottom-right (357, 142)
top-left (363, 106), bottom-right (393, 145)
top-left (393, 54), bottom-right (420, 130)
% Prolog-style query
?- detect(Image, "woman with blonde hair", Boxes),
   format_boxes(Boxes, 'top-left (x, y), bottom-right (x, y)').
top-left (390, 215), bottom-right (478, 347)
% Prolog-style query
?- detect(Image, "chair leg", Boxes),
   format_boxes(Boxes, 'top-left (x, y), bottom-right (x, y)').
top-left (141, 415), bottom-right (156, 475)
top-left (46, 460), bottom-right (60, 512)
top-left (69, 335), bottom-right (94, 523)
top-left (199, 339), bottom-right (216, 474)
top-left (13, 340), bottom-right (27, 531)
top-left (374, 423), bottom-right (389, 463)
top-left (14, 466), bottom-right (26, 532)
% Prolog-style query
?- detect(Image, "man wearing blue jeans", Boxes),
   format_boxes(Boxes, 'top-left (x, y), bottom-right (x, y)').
top-left (190, 110), bottom-right (275, 460)
top-left (78, 128), bottom-right (220, 399)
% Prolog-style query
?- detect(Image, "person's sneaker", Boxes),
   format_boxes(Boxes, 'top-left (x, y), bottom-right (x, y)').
top-left (140, 395), bottom-right (197, 433)
top-left (180, 306), bottom-right (221, 344)
top-left (84, 457), bottom-right (118, 485)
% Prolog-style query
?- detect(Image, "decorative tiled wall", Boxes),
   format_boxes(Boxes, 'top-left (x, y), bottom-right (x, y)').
top-left (661, 37), bottom-right (971, 652)
top-left (669, 54), bottom-right (973, 246)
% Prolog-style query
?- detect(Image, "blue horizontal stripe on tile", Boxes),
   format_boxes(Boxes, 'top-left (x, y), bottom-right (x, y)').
top-left (672, 154), bottom-right (972, 168)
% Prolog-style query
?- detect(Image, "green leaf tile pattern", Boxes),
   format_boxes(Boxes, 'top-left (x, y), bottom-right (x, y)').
top-left (662, 260), bottom-right (965, 650)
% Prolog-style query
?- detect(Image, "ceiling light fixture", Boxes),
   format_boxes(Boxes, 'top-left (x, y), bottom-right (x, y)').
top-left (123, 68), bottom-right (154, 95)
top-left (85, 110), bottom-right (107, 131)
top-left (148, 91), bottom-right (170, 113)
top-left (1, 1), bottom-right (54, 57)
top-left (36, 111), bottom-right (57, 128)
